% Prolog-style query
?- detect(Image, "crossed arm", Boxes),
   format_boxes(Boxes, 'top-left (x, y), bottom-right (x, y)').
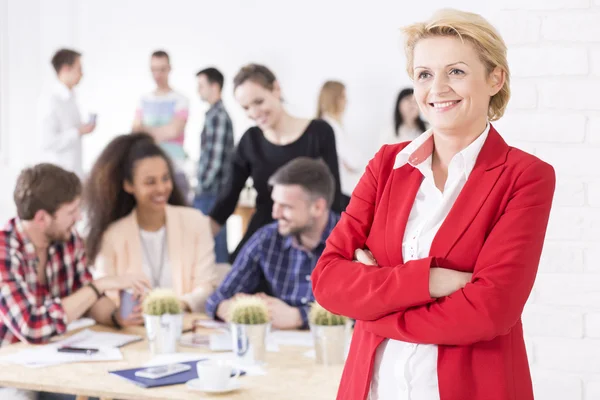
top-left (312, 150), bottom-right (555, 346)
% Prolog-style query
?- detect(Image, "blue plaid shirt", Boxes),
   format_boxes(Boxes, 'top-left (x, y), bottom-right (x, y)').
top-left (205, 212), bottom-right (340, 328)
top-left (197, 100), bottom-right (234, 195)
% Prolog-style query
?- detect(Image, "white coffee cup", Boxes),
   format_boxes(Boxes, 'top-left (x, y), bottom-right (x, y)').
top-left (196, 360), bottom-right (240, 391)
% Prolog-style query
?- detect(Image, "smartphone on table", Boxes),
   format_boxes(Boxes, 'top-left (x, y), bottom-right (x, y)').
top-left (134, 363), bottom-right (191, 380)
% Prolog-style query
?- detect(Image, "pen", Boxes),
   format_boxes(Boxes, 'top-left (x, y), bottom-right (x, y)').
top-left (57, 346), bottom-right (99, 355)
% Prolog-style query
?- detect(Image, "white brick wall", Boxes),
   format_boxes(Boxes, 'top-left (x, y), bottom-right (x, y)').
top-left (492, 1), bottom-right (600, 398)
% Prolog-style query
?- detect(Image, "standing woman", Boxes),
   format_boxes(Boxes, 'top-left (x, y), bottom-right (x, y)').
top-left (317, 80), bottom-right (362, 209)
top-left (379, 87), bottom-right (427, 147)
top-left (209, 64), bottom-right (343, 263)
top-left (312, 9), bottom-right (555, 400)
top-left (86, 133), bottom-right (217, 315)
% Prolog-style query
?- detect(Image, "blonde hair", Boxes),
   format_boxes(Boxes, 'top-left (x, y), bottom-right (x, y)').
top-left (402, 9), bottom-right (510, 121)
top-left (316, 81), bottom-right (345, 118)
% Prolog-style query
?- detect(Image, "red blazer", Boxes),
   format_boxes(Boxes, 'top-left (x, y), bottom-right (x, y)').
top-left (312, 126), bottom-right (555, 400)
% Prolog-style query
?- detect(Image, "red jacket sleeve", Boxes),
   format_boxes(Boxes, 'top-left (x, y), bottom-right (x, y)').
top-left (312, 146), bottom-right (435, 321)
top-left (362, 160), bottom-right (556, 345)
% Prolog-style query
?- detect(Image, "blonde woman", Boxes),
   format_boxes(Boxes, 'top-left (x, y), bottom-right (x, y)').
top-left (317, 81), bottom-right (362, 208)
top-left (313, 9), bottom-right (555, 400)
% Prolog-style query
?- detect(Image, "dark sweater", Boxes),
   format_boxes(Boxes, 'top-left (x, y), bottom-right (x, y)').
top-left (210, 119), bottom-right (342, 262)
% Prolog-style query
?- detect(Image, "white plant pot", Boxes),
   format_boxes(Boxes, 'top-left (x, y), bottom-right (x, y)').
top-left (143, 313), bottom-right (183, 354)
top-left (310, 324), bottom-right (347, 365)
top-left (230, 323), bottom-right (270, 365)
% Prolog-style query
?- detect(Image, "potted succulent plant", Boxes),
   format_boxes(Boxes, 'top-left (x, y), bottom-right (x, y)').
top-left (309, 302), bottom-right (348, 365)
top-left (229, 297), bottom-right (270, 365)
top-left (142, 289), bottom-right (183, 354)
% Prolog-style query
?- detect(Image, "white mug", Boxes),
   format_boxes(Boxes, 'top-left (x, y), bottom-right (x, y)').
top-left (196, 360), bottom-right (240, 391)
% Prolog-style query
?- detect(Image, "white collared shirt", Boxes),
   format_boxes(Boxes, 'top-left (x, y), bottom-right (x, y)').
top-left (369, 123), bottom-right (491, 400)
top-left (36, 80), bottom-right (83, 177)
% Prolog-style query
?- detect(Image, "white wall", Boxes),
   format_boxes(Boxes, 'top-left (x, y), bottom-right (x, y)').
top-left (489, 2), bottom-right (600, 399)
top-left (1, 1), bottom-right (600, 398)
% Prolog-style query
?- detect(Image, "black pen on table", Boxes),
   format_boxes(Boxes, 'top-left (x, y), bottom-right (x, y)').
top-left (57, 346), bottom-right (99, 355)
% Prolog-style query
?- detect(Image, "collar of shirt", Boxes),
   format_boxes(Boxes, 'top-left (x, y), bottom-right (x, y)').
top-left (282, 211), bottom-right (339, 251)
top-left (206, 99), bottom-right (224, 116)
top-left (393, 122), bottom-right (491, 181)
top-left (12, 218), bottom-right (41, 265)
top-left (53, 80), bottom-right (74, 101)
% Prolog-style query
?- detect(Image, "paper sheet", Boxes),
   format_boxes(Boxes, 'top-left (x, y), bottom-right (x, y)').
top-left (66, 318), bottom-right (96, 332)
top-left (0, 345), bottom-right (122, 368)
top-left (270, 330), bottom-right (314, 347)
top-left (57, 329), bottom-right (142, 348)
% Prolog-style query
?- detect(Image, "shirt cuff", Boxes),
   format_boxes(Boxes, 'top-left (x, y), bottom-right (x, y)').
top-left (299, 306), bottom-right (310, 330)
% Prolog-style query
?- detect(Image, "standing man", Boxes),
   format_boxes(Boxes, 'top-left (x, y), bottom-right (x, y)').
top-left (37, 48), bottom-right (95, 178)
top-left (194, 67), bottom-right (234, 263)
top-left (133, 50), bottom-right (190, 199)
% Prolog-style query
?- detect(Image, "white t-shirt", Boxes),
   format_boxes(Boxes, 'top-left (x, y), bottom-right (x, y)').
top-left (139, 227), bottom-right (172, 289)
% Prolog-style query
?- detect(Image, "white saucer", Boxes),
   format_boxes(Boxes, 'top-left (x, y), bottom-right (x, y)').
top-left (186, 378), bottom-right (241, 393)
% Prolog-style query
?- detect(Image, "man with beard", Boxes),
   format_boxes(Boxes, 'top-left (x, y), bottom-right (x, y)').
top-left (0, 165), bottom-right (150, 345)
top-left (205, 158), bottom-right (339, 330)
top-left (0, 164), bottom-right (150, 399)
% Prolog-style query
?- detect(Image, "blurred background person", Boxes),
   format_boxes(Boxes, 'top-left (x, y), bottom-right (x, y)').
top-left (193, 67), bottom-right (234, 264)
top-left (317, 80), bottom-right (362, 209)
top-left (378, 87), bottom-right (427, 147)
top-left (132, 50), bottom-right (191, 201)
top-left (37, 48), bottom-right (96, 178)
top-left (85, 133), bottom-right (217, 314)
top-left (208, 63), bottom-right (343, 263)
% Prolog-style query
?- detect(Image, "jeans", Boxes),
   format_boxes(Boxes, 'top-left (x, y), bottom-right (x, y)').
top-left (193, 193), bottom-right (229, 263)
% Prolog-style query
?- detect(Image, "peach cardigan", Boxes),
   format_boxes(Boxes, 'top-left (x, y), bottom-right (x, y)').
top-left (94, 205), bottom-right (217, 312)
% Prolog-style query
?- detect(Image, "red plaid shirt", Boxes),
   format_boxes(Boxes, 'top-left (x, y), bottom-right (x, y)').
top-left (0, 218), bottom-right (92, 347)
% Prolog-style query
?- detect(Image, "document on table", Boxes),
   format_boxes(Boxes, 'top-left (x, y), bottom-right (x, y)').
top-left (0, 329), bottom-right (139, 368)
top-left (58, 329), bottom-right (142, 348)
top-left (0, 346), bottom-right (123, 368)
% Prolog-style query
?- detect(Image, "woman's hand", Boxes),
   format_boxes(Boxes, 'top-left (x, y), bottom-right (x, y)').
top-left (354, 248), bottom-right (378, 266)
top-left (353, 248), bottom-right (472, 298)
top-left (429, 268), bottom-right (473, 298)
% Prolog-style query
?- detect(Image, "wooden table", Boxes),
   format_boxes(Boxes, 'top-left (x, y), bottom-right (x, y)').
top-left (0, 315), bottom-right (343, 400)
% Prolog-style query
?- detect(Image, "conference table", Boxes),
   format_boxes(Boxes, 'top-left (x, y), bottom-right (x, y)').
top-left (0, 314), bottom-right (343, 400)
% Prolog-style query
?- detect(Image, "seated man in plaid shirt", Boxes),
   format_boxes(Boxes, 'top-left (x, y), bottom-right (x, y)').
top-left (205, 158), bottom-right (340, 330)
top-left (0, 164), bottom-right (150, 349)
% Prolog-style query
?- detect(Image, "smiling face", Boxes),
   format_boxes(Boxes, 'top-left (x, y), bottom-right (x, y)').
top-left (234, 80), bottom-right (284, 130)
top-left (123, 156), bottom-right (173, 213)
top-left (411, 36), bottom-right (504, 136)
top-left (270, 184), bottom-right (323, 237)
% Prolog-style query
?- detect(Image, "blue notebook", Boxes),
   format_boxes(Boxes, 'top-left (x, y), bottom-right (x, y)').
top-left (109, 359), bottom-right (245, 388)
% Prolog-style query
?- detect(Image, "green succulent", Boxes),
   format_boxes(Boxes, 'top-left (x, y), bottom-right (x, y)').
top-left (309, 302), bottom-right (347, 326)
top-left (230, 297), bottom-right (269, 325)
top-left (142, 289), bottom-right (182, 316)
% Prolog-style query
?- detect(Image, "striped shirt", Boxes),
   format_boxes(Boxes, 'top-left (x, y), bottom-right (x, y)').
top-left (0, 218), bottom-right (92, 347)
top-left (197, 100), bottom-right (234, 195)
top-left (205, 212), bottom-right (340, 328)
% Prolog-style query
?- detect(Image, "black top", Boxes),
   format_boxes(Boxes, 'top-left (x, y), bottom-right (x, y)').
top-left (210, 119), bottom-right (342, 262)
